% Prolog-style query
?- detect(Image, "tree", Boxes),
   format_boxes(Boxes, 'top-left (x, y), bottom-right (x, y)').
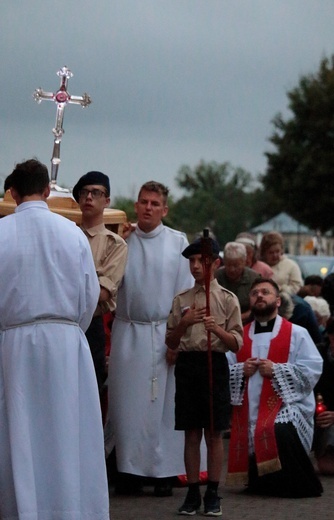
top-left (112, 196), bottom-right (137, 222)
top-left (169, 161), bottom-right (255, 246)
top-left (262, 55), bottom-right (334, 232)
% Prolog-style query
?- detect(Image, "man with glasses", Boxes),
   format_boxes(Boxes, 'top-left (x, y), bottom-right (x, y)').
top-left (226, 278), bottom-right (323, 498)
top-left (73, 171), bottom-right (127, 394)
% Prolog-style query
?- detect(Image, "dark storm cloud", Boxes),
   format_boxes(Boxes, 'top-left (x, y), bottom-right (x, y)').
top-left (1, 1), bottom-right (334, 197)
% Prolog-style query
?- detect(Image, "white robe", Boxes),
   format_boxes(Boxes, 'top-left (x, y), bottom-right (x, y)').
top-left (108, 223), bottom-right (193, 477)
top-left (227, 315), bottom-right (323, 454)
top-left (0, 202), bottom-right (109, 520)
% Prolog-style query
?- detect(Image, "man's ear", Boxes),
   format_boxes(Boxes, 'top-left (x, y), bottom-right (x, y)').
top-left (10, 187), bottom-right (20, 205)
top-left (43, 185), bottom-right (51, 199)
top-left (212, 257), bottom-right (221, 272)
top-left (162, 205), bottom-right (169, 218)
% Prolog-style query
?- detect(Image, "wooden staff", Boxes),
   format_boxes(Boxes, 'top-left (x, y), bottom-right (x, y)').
top-left (201, 228), bottom-right (214, 436)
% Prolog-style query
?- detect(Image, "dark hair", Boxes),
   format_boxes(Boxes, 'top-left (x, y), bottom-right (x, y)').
top-left (4, 159), bottom-right (49, 197)
top-left (250, 277), bottom-right (280, 296)
top-left (138, 181), bottom-right (169, 204)
top-left (304, 275), bottom-right (323, 287)
top-left (325, 318), bottom-right (334, 335)
top-left (321, 273), bottom-right (334, 312)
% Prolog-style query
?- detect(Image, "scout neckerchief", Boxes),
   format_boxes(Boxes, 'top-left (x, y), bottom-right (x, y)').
top-left (226, 317), bottom-right (292, 485)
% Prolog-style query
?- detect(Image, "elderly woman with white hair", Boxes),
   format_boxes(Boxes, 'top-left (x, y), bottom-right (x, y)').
top-left (215, 241), bottom-right (260, 324)
top-left (304, 296), bottom-right (331, 332)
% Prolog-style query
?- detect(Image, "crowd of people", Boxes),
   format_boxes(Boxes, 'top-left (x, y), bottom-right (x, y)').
top-left (1, 161), bottom-right (333, 520)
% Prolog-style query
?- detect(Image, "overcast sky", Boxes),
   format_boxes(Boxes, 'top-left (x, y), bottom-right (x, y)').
top-left (1, 1), bottom-right (334, 201)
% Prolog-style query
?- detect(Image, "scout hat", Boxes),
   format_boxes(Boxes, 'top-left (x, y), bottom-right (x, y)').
top-left (72, 171), bottom-right (110, 202)
top-left (182, 237), bottom-right (220, 258)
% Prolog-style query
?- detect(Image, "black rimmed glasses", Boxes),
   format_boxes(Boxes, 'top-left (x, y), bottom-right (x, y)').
top-left (78, 188), bottom-right (107, 200)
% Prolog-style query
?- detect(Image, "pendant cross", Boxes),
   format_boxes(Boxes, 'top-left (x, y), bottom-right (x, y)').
top-left (33, 66), bottom-right (92, 190)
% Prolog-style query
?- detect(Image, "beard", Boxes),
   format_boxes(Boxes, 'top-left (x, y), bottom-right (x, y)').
top-left (251, 300), bottom-right (277, 320)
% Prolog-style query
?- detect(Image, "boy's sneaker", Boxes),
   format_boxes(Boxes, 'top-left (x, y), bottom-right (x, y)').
top-left (178, 493), bottom-right (201, 516)
top-left (203, 490), bottom-right (222, 517)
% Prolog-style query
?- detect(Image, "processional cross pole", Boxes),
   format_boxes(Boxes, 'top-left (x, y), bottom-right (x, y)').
top-left (33, 66), bottom-right (92, 191)
top-left (201, 228), bottom-right (214, 437)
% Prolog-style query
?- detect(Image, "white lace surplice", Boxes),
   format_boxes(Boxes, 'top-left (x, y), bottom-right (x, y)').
top-left (227, 316), bottom-right (323, 454)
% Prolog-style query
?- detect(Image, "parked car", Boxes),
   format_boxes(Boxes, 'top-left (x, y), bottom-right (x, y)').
top-left (288, 255), bottom-right (334, 279)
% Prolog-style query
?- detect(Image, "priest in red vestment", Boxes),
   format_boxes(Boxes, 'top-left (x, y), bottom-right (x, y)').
top-left (226, 278), bottom-right (323, 497)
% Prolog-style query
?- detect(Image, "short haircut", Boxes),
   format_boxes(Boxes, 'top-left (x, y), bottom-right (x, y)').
top-left (224, 241), bottom-right (247, 260)
top-left (4, 159), bottom-right (49, 198)
top-left (138, 181), bottom-right (169, 204)
top-left (250, 277), bottom-right (280, 296)
top-left (260, 231), bottom-right (284, 257)
top-left (304, 275), bottom-right (323, 287)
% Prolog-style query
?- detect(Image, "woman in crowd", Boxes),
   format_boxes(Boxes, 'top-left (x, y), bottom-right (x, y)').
top-left (260, 231), bottom-right (303, 295)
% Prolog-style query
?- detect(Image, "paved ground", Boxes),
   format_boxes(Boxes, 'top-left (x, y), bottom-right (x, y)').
top-left (108, 441), bottom-right (334, 520)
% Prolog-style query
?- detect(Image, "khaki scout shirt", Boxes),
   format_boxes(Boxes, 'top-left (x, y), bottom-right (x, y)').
top-left (81, 223), bottom-right (127, 314)
top-left (166, 279), bottom-right (243, 353)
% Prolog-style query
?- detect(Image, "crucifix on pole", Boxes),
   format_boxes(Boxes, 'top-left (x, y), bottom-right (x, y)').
top-left (33, 66), bottom-right (92, 192)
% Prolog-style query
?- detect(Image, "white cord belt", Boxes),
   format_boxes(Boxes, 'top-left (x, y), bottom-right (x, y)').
top-left (115, 315), bottom-right (168, 401)
top-left (1, 317), bottom-right (78, 332)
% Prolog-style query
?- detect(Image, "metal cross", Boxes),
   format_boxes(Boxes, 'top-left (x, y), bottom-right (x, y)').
top-left (33, 66), bottom-right (92, 191)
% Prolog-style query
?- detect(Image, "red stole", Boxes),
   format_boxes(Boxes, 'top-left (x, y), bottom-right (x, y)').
top-left (226, 318), bottom-right (292, 486)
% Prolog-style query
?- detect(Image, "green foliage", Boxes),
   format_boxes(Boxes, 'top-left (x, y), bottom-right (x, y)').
top-left (168, 161), bottom-right (256, 246)
top-left (246, 187), bottom-right (283, 228)
top-left (112, 196), bottom-right (136, 222)
top-left (262, 55), bottom-right (334, 232)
